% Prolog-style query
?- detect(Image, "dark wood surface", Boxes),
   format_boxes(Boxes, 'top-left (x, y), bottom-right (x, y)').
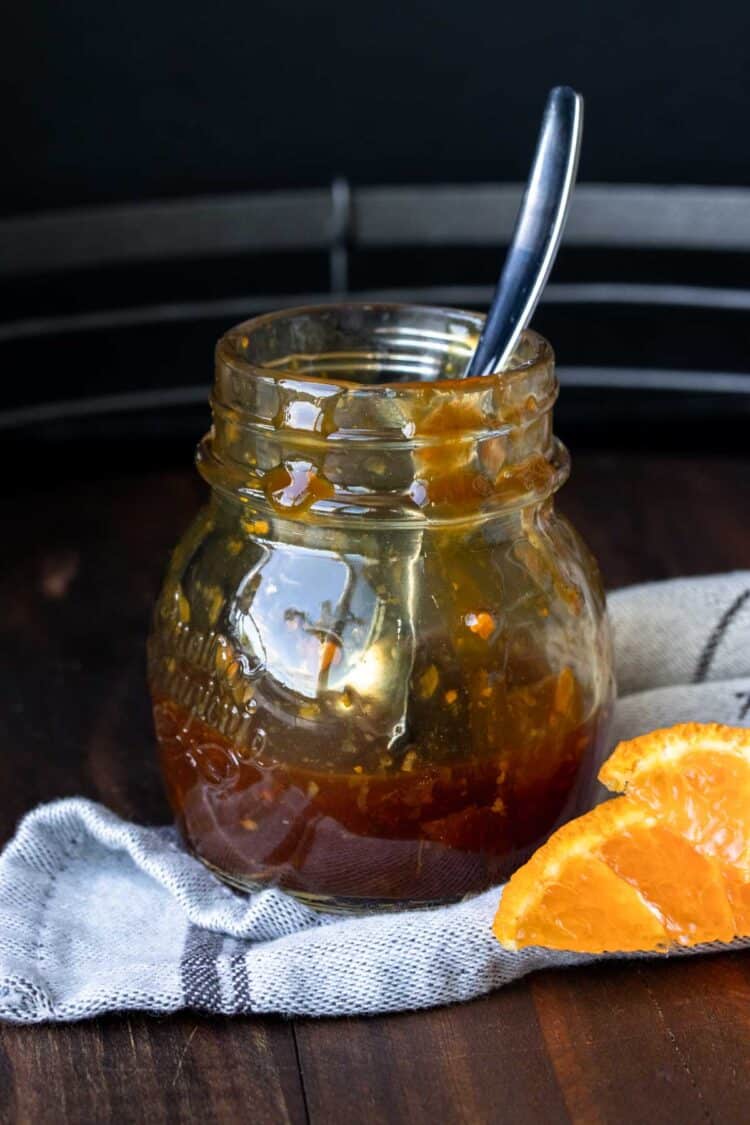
top-left (1, 451), bottom-right (749, 1125)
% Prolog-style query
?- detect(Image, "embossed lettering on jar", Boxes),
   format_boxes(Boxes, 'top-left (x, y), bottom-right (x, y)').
top-left (148, 304), bottom-right (614, 911)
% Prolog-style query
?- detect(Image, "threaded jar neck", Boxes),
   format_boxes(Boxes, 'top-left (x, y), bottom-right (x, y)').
top-left (198, 303), bottom-right (567, 525)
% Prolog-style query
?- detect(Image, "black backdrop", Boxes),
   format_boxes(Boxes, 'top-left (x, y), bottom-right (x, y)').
top-left (2, 1), bottom-right (750, 465)
top-left (3, 0), bottom-right (750, 214)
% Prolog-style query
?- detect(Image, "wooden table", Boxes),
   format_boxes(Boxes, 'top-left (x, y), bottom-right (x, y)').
top-left (1, 451), bottom-right (749, 1125)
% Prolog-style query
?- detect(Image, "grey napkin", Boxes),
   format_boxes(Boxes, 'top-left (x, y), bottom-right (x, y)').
top-left (1, 572), bottom-right (749, 1025)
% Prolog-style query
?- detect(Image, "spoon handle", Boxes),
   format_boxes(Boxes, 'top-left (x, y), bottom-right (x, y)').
top-left (466, 86), bottom-right (583, 378)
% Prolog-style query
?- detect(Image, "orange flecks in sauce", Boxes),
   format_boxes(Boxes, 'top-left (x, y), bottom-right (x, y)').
top-left (242, 517), bottom-right (270, 536)
top-left (401, 749), bottom-right (419, 773)
top-left (177, 592), bottom-right (191, 624)
top-left (465, 611), bottom-right (495, 640)
top-left (152, 687), bottom-right (606, 903)
top-left (214, 639), bottom-right (233, 674)
top-left (417, 665), bottom-right (440, 699)
top-left (204, 585), bottom-right (224, 626)
top-left (553, 666), bottom-right (576, 718)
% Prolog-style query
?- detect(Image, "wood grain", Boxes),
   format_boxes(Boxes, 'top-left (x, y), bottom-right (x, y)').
top-left (0, 453), bottom-right (749, 1124)
top-left (294, 988), bottom-right (570, 1125)
top-left (1, 1015), bottom-right (307, 1125)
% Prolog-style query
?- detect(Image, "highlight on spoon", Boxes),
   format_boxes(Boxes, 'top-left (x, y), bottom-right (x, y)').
top-left (465, 86), bottom-right (584, 378)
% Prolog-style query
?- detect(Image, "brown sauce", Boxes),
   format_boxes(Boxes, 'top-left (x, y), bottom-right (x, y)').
top-left (153, 686), bottom-right (608, 907)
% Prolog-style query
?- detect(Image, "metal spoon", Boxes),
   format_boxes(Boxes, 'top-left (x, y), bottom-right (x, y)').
top-left (465, 86), bottom-right (584, 377)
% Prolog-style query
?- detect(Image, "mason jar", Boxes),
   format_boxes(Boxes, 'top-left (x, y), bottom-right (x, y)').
top-left (147, 303), bottom-right (614, 911)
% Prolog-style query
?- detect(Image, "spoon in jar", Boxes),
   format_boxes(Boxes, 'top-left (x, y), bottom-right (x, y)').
top-left (465, 86), bottom-right (584, 378)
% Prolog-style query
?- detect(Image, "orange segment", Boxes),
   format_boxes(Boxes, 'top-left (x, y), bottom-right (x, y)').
top-left (507, 851), bottom-right (670, 953)
top-left (600, 723), bottom-right (750, 871)
top-left (494, 722), bottom-right (750, 954)
top-left (495, 798), bottom-right (671, 953)
top-left (600, 823), bottom-right (735, 944)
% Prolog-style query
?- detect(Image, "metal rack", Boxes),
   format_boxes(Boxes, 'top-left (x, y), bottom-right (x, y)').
top-left (1, 180), bottom-right (749, 447)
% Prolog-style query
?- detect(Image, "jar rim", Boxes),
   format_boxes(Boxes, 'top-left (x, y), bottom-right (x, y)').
top-left (216, 302), bottom-right (553, 395)
top-left (203, 302), bottom-right (564, 526)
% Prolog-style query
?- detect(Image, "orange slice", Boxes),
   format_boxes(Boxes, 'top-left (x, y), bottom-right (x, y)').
top-left (600, 722), bottom-right (750, 872)
top-left (494, 722), bottom-right (750, 953)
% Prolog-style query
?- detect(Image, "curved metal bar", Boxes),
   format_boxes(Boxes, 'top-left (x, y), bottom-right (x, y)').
top-left (4, 184), bottom-right (750, 277)
top-left (2, 283), bottom-right (750, 344)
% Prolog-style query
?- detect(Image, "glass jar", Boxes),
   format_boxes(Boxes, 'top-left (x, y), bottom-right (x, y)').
top-left (148, 304), bottom-right (614, 911)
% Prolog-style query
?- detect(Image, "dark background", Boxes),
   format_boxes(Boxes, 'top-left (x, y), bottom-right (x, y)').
top-left (3, 0), bottom-right (750, 209)
top-left (2, 0), bottom-right (750, 463)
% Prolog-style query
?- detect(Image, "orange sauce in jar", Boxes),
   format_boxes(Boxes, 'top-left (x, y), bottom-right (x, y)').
top-left (149, 305), bottom-right (613, 910)
top-left (152, 671), bottom-right (609, 908)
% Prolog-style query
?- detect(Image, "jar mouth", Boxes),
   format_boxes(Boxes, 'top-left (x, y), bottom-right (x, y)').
top-left (203, 302), bottom-right (564, 525)
top-left (216, 303), bottom-right (551, 394)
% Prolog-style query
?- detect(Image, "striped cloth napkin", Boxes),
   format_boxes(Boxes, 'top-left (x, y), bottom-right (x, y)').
top-left (1, 571), bottom-right (748, 1024)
